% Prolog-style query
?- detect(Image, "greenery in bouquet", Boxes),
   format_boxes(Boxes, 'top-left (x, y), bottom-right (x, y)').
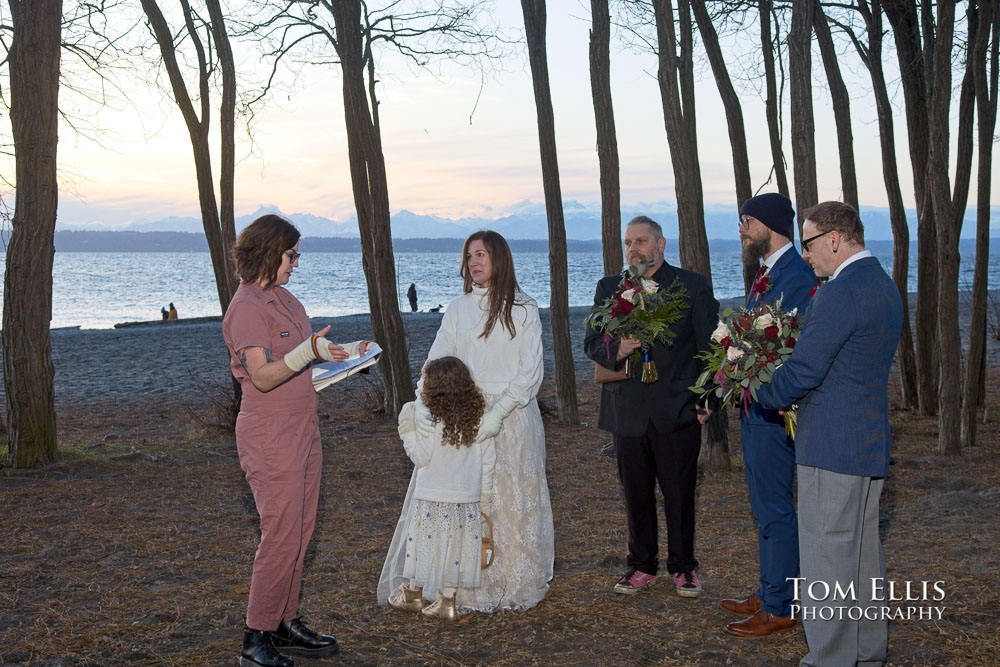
top-left (585, 261), bottom-right (688, 383)
top-left (689, 298), bottom-right (801, 437)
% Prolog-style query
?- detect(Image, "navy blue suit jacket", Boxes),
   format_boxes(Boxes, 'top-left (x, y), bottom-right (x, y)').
top-left (756, 256), bottom-right (902, 477)
top-left (743, 248), bottom-right (816, 426)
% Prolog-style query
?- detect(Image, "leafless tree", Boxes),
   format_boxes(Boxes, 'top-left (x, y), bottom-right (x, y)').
top-left (830, 0), bottom-right (918, 408)
top-left (789, 0), bottom-right (817, 229)
top-left (589, 0), bottom-right (623, 277)
top-left (759, 1), bottom-right (790, 199)
top-left (962, 0), bottom-right (998, 449)
top-left (239, 0), bottom-right (503, 415)
top-left (2, 0), bottom-right (61, 467)
top-left (140, 0), bottom-right (239, 316)
top-left (813, 1), bottom-right (857, 208)
top-left (521, 0), bottom-right (578, 424)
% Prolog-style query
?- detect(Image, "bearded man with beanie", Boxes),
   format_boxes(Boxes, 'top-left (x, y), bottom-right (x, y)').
top-left (719, 193), bottom-right (816, 638)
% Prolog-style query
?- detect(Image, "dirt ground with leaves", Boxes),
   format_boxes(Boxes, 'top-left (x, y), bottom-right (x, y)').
top-left (2, 362), bottom-right (999, 666)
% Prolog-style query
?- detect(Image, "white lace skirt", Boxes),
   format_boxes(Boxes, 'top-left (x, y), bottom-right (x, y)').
top-left (401, 499), bottom-right (482, 592)
top-left (378, 396), bottom-right (554, 611)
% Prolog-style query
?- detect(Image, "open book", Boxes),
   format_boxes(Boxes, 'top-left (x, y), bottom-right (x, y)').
top-left (311, 341), bottom-right (382, 392)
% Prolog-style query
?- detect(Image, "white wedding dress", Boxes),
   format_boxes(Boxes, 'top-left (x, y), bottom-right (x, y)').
top-left (378, 286), bottom-right (554, 611)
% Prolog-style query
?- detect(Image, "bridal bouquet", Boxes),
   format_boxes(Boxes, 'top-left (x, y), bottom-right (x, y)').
top-left (689, 298), bottom-right (801, 437)
top-left (586, 262), bottom-right (688, 383)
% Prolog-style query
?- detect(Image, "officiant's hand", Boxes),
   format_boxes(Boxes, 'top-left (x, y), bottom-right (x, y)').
top-left (616, 336), bottom-right (642, 361)
top-left (314, 326), bottom-right (348, 363)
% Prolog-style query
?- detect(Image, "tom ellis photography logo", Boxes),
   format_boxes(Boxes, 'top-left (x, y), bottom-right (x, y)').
top-left (788, 578), bottom-right (947, 621)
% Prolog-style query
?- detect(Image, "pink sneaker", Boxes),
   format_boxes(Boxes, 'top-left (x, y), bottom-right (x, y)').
top-left (613, 569), bottom-right (657, 595)
top-left (673, 570), bottom-right (702, 598)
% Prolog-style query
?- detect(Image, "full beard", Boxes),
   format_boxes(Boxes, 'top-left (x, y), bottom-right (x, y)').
top-left (742, 236), bottom-right (770, 265)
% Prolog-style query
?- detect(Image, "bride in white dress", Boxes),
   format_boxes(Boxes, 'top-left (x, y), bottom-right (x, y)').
top-left (378, 230), bottom-right (554, 612)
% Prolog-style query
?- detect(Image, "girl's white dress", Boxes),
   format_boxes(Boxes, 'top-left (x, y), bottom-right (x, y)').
top-left (395, 402), bottom-right (496, 595)
top-left (378, 286), bottom-right (554, 611)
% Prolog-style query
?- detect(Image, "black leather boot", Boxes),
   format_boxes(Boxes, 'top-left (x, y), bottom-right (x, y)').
top-left (271, 617), bottom-right (340, 657)
top-left (240, 628), bottom-right (294, 667)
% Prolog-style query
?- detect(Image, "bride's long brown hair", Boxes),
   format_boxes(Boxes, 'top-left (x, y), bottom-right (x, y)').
top-left (460, 230), bottom-right (523, 339)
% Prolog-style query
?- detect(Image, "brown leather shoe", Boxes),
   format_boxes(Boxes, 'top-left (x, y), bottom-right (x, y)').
top-left (719, 593), bottom-right (762, 616)
top-left (725, 610), bottom-right (795, 638)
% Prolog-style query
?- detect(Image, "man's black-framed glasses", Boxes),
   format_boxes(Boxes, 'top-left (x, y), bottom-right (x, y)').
top-left (801, 230), bottom-right (832, 253)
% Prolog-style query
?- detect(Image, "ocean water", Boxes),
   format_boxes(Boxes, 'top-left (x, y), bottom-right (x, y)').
top-left (0, 249), bottom-right (997, 329)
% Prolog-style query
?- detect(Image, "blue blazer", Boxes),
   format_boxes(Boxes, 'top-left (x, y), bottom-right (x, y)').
top-left (756, 256), bottom-right (902, 477)
top-left (743, 248), bottom-right (816, 426)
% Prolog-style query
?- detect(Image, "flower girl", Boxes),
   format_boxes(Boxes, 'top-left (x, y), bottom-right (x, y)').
top-left (388, 356), bottom-right (495, 620)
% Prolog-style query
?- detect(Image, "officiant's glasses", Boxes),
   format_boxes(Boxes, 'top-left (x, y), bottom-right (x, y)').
top-left (284, 250), bottom-right (302, 262)
top-left (801, 230), bottom-right (832, 253)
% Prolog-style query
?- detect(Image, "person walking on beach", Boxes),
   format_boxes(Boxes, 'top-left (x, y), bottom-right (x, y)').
top-left (386, 356), bottom-right (495, 621)
top-left (757, 202), bottom-right (902, 666)
top-left (378, 230), bottom-right (553, 612)
top-left (407, 283), bottom-right (418, 312)
top-left (161, 306), bottom-right (169, 320)
top-left (167, 302), bottom-right (178, 320)
top-left (583, 215), bottom-right (718, 598)
top-left (224, 214), bottom-right (367, 667)
top-left (720, 193), bottom-right (815, 639)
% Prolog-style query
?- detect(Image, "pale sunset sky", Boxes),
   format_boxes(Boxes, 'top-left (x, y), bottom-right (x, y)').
top-left (30, 4), bottom-right (1000, 228)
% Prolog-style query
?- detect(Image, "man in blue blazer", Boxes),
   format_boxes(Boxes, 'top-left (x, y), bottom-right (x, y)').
top-left (757, 202), bottom-right (902, 666)
top-left (721, 193), bottom-right (816, 639)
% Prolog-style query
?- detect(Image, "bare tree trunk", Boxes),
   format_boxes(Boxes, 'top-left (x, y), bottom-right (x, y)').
top-left (651, 0), bottom-right (726, 468)
top-left (691, 0), bottom-right (753, 295)
top-left (884, 0), bottom-right (938, 417)
top-left (789, 0), bottom-right (817, 229)
top-left (852, 0), bottom-right (918, 408)
top-left (141, 0), bottom-right (238, 315)
top-left (589, 0), bottom-right (623, 277)
top-left (521, 0), bottom-right (578, 424)
top-left (925, 2), bottom-right (960, 455)
top-left (2, 0), bottom-right (62, 468)
top-left (759, 1), bottom-right (790, 200)
top-left (962, 0), bottom-right (998, 449)
top-left (813, 0), bottom-right (858, 208)
top-left (331, 0), bottom-right (414, 416)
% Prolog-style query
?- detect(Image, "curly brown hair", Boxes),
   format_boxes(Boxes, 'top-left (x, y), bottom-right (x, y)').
top-left (231, 214), bottom-right (300, 287)
top-left (420, 357), bottom-right (485, 447)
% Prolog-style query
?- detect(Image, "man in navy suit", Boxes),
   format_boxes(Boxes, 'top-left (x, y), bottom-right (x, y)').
top-left (720, 193), bottom-right (816, 639)
top-left (757, 202), bottom-right (902, 666)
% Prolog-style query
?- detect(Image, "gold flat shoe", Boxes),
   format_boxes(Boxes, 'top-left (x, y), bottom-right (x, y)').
top-left (421, 591), bottom-right (458, 621)
top-left (389, 584), bottom-right (425, 612)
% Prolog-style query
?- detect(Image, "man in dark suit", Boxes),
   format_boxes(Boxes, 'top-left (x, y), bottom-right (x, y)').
top-left (721, 193), bottom-right (816, 638)
top-left (757, 202), bottom-right (902, 666)
top-left (584, 216), bottom-right (718, 598)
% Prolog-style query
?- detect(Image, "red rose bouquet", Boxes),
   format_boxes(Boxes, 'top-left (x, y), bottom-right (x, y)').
top-left (689, 298), bottom-right (802, 437)
top-left (586, 263), bottom-right (688, 383)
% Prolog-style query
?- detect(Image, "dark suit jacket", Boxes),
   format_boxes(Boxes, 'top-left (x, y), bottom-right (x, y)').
top-left (743, 248), bottom-right (816, 426)
top-left (584, 261), bottom-right (719, 437)
top-left (756, 256), bottom-right (902, 477)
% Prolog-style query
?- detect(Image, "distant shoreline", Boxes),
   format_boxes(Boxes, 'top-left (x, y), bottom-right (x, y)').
top-left (45, 230), bottom-right (994, 253)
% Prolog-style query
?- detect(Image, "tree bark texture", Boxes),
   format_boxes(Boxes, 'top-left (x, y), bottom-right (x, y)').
top-left (759, 1), bottom-right (790, 199)
top-left (331, 0), bottom-right (414, 416)
top-left (813, 0), bottom-right (858, 209)
top-left (691, 0), bottom-right (754, 296)
top-left (962, 0), bottom-right (998, 449)
top-left (589, 0), bottom-right (623, 277)
top-left (883, 0), bottom-right (938, 416)
top-left (141, 0), bottom-right (238, 316)
top-left (789, 0), bottom-right (817, 231)
top-left (521, 0), bottom-right (579, 424)
top-left (924, 2), bottom-right (961, 455)
top-left (2, 0), bottom-right (62, 467)
top-left (855, 0), bottom-right (918, 408)
top-left (651, 0), bottom-right (726, 467)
